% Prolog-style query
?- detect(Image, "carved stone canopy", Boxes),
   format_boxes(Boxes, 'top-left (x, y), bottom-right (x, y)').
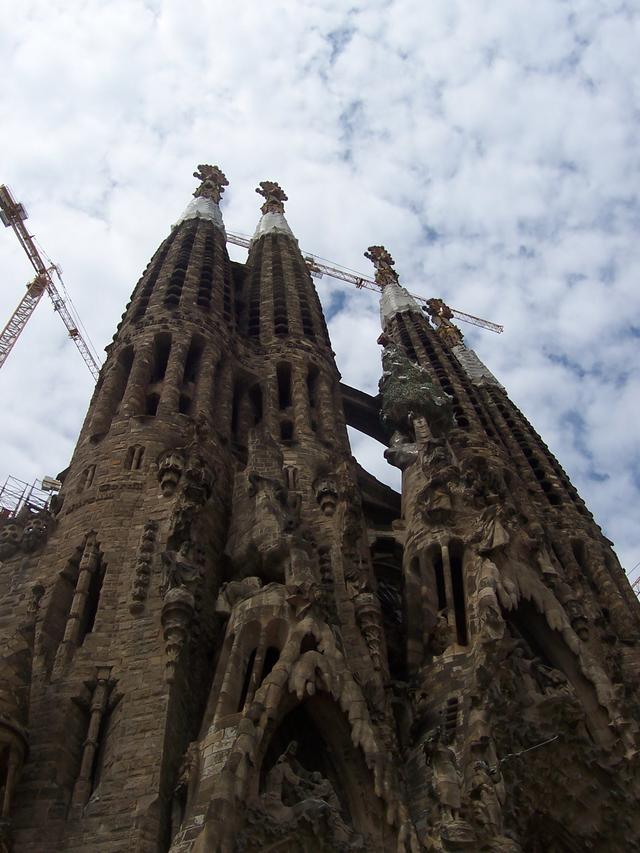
top-left (364, 245), bottom-right (400, 288)
top-left (256, 181), bottom-right (288, 215)
top-left (193, 165), bottom-right (229, 203)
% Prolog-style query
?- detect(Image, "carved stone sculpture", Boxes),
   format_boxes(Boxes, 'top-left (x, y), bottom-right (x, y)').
top-left (158, 450), bottom-right (185, 497)
top-left (0, 525), bottom-right (22, 561)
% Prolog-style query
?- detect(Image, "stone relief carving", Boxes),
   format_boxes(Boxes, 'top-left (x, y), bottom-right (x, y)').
top-left (244, 740), bottom-right (361, 851)
top-left (0, 509), bottom-right (53, 561)
top-left (158, 449), bottom-right (185, 497)
top-left (313, 475), bottom-right (339, 516)
top-left (161, 586), bottom-right (195, 684)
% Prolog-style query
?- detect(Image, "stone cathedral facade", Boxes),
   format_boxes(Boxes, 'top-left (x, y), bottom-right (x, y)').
top-left (0, 165), bottom-right (638, 853)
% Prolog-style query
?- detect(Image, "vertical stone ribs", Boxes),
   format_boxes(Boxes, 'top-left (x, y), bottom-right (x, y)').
top-left (271, 235), bottom-right (288, 337)
top-left (131, 229), bottom-right (178, 323)
top-left (246, 238), bottom-right (264, 339)
top-left (165, 221), bottom-right (198, 309)
top-left (197, 227), bottom-right (216, 311)
top-left (292, 256), bottom-right (315, 339)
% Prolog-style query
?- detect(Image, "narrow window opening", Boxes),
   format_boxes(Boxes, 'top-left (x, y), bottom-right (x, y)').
top-left (300, 635), bottom-right (318, 654)
top-left (572, 540), bottom-right (586, 571)
top-left (133, 446), bottom-right (144, 470)
top-left (261, 647), bottom-right (280, 682)
top-left (113, 346), bottom-right (134, 414)
top-left (237, 649), bottom-right (257, 712)
top-left (79, 559), bottom-right (105, 645)
top-left (145, 393), bottom-right (159, 416)
top-left (248, 384), bottom-right (263, 426)
top-left (449, 541), bottom-right (468, 646)
top-left (125, 445), bottom-right (145, 471)
top-left (307, 365), bottom-right (319, 409)
top-left (433, 549), bottom-right (447, 612)
top-left (280, 420), bottom-right (294, 442)
top-left (277, 363), bottom-right (292, 409)
top-left (182, 336), bottom-right (204, 384)
top-left (151, 333), bottom-right (171, 383)
top-left (124, 446), bottom-right (135, 470)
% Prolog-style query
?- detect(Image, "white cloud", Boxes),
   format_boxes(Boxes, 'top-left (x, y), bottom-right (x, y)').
top-left (0, 0), bottom-right (638, 583)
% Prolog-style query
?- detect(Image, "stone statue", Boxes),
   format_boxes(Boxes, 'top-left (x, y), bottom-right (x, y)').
top-left (425, 733), bottom-right (462, 823)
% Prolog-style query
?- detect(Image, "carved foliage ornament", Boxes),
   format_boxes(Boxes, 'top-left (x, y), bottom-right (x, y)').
top-left (256, 180), bottom-right (288, 215)
top-left (193, 164), bottom-right (228, 203)
top-left (364, 244), bottom-right (400, 287)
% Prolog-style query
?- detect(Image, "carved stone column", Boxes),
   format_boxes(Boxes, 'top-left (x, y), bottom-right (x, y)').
top-left (120, 341), bottom-right (154, 417)
top-left (316, 372), bottom-right (336, 440)
top-left (158, 341), bottom-right (189, 418)
top-left (55, 534), bottom-right (100, 672)
top-left (195, 343), bottom-right (218, 424)
top-left (89, 354), bottom-right (131, 434)
top-left (71, 667), bottom-right (112, 808)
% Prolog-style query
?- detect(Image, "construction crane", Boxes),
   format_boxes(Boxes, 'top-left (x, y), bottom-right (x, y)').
top-left (226, 230), bottom-right (503, 334)
top-left (0, 185), bottom-right (101, 380)
top-left (0, 189), bottom-right (501, 386)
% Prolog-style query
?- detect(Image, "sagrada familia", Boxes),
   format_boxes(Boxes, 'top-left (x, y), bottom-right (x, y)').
top-left (0, 165), bottom-right (638, 853)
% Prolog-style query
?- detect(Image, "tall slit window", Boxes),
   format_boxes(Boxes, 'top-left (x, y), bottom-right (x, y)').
top-left (449, 540), bottom-right (468, 646)
top-left (182, 335), bottom-right (204, 384)
top-left (151, 333), bottom-right (171, 383)
top-left (432, 548), bottom-right (447, 611)
top-left (249, 384), bottom-right (263, 426)
top-left (277, 363), bottom-right (292, 409)
top-left (237, 649), bottom-right (257, 712)
top-left (271, 236), bottom-right (288, 337)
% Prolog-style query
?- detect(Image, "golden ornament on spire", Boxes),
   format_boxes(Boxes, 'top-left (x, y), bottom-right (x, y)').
top-left (426, 297), bottom-right (464, 346)
top-left (193, 165), bottom-right (229, 203)
top-left (364, 245), bottom-right (400, 287)
top-left (256, 181), bottom-right (288, 215)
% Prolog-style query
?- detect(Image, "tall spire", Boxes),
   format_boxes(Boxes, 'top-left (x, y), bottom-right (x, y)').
top-left (173, 164), bottom-right (228, 233)
top-left (364, 244), bottom-right (422, 328)
top-left (251, 179), bottom-right (295, 241)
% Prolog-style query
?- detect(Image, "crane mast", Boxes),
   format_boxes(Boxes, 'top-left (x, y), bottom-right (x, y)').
top-left (0, 185), bottom-right (101, 380)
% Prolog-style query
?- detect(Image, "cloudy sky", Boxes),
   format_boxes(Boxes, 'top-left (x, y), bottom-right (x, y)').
top-left (0, 0), bottom-right (639, 583)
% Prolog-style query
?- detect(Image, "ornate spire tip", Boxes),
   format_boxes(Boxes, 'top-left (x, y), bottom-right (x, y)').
top-left (256, 180), bottom-right (288, 215)
top-left (193, 164), bottom-right (228, 203)
top-left (364, 245), bottom-right (400, 287)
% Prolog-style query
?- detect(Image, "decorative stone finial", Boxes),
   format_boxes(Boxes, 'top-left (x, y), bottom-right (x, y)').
top-left (193, 165), bottom-right (229, 203)
top-left (364, 245), bottom-right (400, 287)
top-left (256, 181), bottom-right (288, 215)
top-left (426, 298), bottom-right (464, 346)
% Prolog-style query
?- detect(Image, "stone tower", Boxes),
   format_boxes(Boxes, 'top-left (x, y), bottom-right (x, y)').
top-left (0, 167), bottom-right (638, 853)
